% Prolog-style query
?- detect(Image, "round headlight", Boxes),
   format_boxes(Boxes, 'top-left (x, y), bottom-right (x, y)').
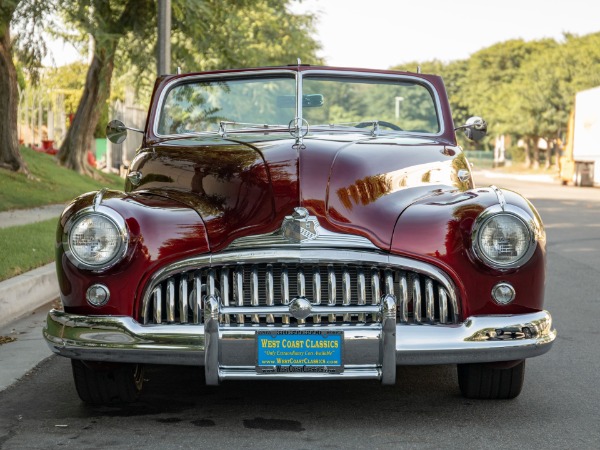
top-left (65, 211), bottom-right (128, 270)
top-left (473, 212), bottom-right (534, 269)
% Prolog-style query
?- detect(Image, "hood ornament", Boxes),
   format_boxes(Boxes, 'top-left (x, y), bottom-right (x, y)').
top-left (281, 207), bottom-right (319, 243)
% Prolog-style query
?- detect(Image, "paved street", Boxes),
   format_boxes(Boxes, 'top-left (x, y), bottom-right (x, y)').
top-left (0, 175), bottom-right (598, 449)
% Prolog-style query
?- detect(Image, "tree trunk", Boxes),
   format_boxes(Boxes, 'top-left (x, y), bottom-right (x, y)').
top-left (0, 22), bottom-right (28, 174)
top-left (523, 137), bottom-right (532, 169)
top-left (532, 137), bottom-right (540, 170)
top-left (57, 41), bottom-right (117, 175)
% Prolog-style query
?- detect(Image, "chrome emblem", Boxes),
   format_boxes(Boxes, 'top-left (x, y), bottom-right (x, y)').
top-left (281, 207), bottom-right (319, 243)
top-left (289, 297), bottom-right (312, 320)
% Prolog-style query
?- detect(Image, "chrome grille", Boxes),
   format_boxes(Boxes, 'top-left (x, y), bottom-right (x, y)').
top-left (141, 262), bottom-right (459, 326)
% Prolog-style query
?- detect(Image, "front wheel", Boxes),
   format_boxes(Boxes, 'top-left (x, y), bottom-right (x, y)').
top-left (71, 359), bottom-right (144, 404)
top-left (457, 360), bottom-right (525, 399)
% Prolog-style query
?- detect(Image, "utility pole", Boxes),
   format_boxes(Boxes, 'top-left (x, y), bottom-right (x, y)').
top-left (157, 0), bottom-right (172, 76)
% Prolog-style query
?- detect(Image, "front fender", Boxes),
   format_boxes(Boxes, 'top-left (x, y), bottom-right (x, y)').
top-left (391, 187), bottom-right (546, 317)
top-left (56, 190), bottom-right (210, 317)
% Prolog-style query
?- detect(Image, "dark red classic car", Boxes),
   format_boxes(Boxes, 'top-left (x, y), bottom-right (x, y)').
top-left (44, 65), bottom-right (555, 404)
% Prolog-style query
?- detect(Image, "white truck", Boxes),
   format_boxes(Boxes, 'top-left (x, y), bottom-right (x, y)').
top-left (560, 86), bottom-right (600, 186)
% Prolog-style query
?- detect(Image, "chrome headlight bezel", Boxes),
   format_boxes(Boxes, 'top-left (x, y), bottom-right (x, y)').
top-left (62, 206), bottom-right (129, 271)
top-left (471, 204), bottom-right (538, 270)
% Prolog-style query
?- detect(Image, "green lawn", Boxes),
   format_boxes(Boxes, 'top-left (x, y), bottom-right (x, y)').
top-left (0, 218), bottom-right (57, 282)
top-left (0, 147), bottom-right (123, 211)
top-left (0, 147), bottom-right (125, 280)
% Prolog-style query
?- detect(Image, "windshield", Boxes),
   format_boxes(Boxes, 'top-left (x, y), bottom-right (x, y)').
top-left (157, 76), bottom-right (296, 135)
top-left (303, 75), bottom-right (439, 133)
top-left (156, 73), bottom-right (440, 136)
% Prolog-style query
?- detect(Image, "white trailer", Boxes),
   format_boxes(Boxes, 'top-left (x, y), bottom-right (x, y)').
top-left (561, 86), bottom-right (600, 186)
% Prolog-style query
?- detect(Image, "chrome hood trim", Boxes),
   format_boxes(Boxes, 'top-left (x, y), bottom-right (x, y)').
top-left (227, 207), bottom-right (378, 251)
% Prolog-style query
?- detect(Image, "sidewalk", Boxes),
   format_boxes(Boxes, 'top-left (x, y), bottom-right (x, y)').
top-left (0, 204), bottom-right (65, 229)
top-left (0, 205), bottom-right (62, 392)
top-left (0, 204), bottom-right (63, 327)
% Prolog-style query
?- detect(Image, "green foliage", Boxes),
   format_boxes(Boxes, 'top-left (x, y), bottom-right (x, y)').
top-left (43, 62), bottom-right (88, 113)
top-left (9, 0), bottom-right (55, 84)
top-left (0, 147), bottom-right (123, 211)
top-left (0, 218), bottom-right (56, 282)
top-left (393, 32), bottom-right (600, 162)
top-left (118, 0), bottom-right (322, 103)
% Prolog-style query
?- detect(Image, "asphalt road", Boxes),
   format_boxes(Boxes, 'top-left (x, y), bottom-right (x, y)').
top-left (1, 175), bottom-right (599, 449)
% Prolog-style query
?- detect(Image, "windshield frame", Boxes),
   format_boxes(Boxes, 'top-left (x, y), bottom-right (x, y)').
top-left (151, 69), bottom-right (445, 140)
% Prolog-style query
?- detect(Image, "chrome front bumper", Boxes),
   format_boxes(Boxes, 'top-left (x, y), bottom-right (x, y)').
top-left (44, 309), bottom-right (555, 385)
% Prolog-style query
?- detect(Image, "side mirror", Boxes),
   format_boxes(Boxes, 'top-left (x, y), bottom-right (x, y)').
top-left (458, 116), bottom-right (487, 142)
top-left (106, 120), bottom-right (128, 144)
top-left (106, 119), bottom-right (144, 144)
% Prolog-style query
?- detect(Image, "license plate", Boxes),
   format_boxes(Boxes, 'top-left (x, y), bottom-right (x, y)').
top-left (256, 330), bottom-right (343, 374)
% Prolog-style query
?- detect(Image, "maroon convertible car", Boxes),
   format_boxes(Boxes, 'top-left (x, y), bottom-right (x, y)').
top-left (44, 64), bottom-right (555, 404)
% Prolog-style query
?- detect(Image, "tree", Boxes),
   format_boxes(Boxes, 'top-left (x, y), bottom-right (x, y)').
top-left (120, 0), bottom-right (322, 104)
top-left (57, 0), bottom-right (320, 175)
top-left (0, 1), bottom-right (23, 172)
top-left (56, 0), bottom-right (154, 175)
top-left (0, 0), bottom-right (49, 173)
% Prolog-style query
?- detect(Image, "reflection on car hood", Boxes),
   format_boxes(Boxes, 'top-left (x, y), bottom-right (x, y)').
top-left (129, 135), bottom-right (468, 251)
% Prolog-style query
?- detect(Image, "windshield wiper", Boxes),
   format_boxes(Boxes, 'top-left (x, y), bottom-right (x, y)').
top-left (218, 121), bottom-right (289, 138)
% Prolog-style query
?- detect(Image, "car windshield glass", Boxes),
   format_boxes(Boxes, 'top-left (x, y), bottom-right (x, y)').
top-left (157, 74), bottom-right (439, 136)
top-left (302, 76), bottom-right (440, 134)
top-left (157, 76), bottom-right (297, 135)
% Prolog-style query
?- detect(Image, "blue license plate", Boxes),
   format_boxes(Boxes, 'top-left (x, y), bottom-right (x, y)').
top-left (256, 330), bottom-right (343, 374)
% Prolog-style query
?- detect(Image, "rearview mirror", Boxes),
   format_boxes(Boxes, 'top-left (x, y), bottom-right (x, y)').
top-left (277, 94), bottom-right (324, 108)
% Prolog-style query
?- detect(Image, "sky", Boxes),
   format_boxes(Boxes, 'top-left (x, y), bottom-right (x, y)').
top-left (291, 0), bottom-right (600, 69)
top-left (46, 0), bottom-right (600, 69)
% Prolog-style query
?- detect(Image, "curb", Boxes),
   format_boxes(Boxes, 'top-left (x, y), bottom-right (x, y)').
top-left (0, 263), bottom-right (59, 328)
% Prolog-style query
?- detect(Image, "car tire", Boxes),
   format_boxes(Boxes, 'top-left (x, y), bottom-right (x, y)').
top-left (457, 360), bottom-right (525, 399)
top-left (71, 360), bottom-right (144, 404)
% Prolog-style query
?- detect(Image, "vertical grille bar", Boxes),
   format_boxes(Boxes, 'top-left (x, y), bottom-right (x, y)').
top-left (234, 266), bottom-right (244, 324)
top-left (450, 292), bottom-right (459, 324)
top-left (425, 279), bottom-right (435, 323)
top-left (153, 288), bottom-right (162, 324)
top-left (398, 274), bottom-right (408, 323)
top-left (342, 267), bottom-right (351, 322)
top-left (371, 268), bottom-right (380, 322)
top-left (193, 271), bottom-right (202, 324)
top-left (297, 267), bottom-right (306, 325)
top-left (251, 265), bottom-right (259, 324)
top-left (179, 276), bottom-right (188, 324)
top-left (221, 268), bottom-right (230, 324)
top-left (297, 267), bottom-right (306, 296)
top-left (207, 269), bottom-right (216, 296)
top-left (413, 276), bottom-right (422, 323)
top-left (313, 266), bottom-right (321, 324)
top-left (357, 268), bottom-right (366, 322)
top-left (144, 288), bottom-right (154, 324)
top-left (327, 264), bottom-right (336, 322)
top-left (281, 265), bottom-right (290, 325)
top-left (265, 264), bottom-right (274, 324)
top-left (166, 279), bottom-right (176, 323)
top-left (439, 287), bottom-right (448, 324)
top-left (385, 269), bottom-right (394, 296)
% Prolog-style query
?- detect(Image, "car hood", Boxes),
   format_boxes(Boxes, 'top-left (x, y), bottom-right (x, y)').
top-left (128, 134), bottom-right (469, 251)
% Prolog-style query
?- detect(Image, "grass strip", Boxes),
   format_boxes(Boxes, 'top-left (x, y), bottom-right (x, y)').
top-left (0, 147), bottom-right (124, 212)
top-left (0, 218), bottom-right (58, 282)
